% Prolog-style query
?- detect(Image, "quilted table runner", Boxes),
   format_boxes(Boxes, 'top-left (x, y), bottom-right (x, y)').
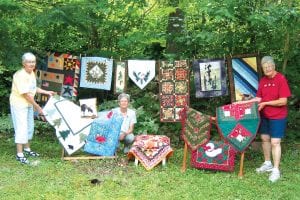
top-left (43, 95), bottom-right (93, 155)
top-left (159, 60), bottom-right (190, 122)
top-left (128, 135), bottom-right (173, 170)
top-left (216, 102), bottom-right (260, 152)
top-left (179, 107), bottom-right (211, 150)
top-left (80, 57), bottom-right (113, 90)
top-left (128, 60), bottom-right (156, 89)
top-left (191, 140), bottom-right (236, 172)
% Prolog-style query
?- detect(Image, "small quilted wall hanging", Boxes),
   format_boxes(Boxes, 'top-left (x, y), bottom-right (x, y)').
top-left (193, 59), bottom-right (228, 98)
top-left (43, 95), bottom-right (93, 155)
top-left (128, 60), bottom-right (156, 89)
top-left (80, 57), bottom-right (113, 90)
top-left (114, 61), bottom-right (127, 94)
top-left (79, 98), bottom-right (98, 118)
top-left (227, 55), bottom-right (261, 102)
top-left (179, 107), bottom-right (212, 151)
top-left (216, 102), bottom-right (260, 152)
top-left (191, 140), bottom-right (236, 172)
top-left (127, 135), bottom-right (173, 170)
top-left (159, 60), bottom-right (190, 122)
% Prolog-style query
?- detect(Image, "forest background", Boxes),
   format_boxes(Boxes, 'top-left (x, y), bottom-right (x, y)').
top-left (0, 0), bottom-right (299, 144)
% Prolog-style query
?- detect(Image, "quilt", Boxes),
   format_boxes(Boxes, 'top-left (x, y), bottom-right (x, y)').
top-left (159, 60), bottom-right (190, 122)
top-left (128, 60), bottom-right (156, 90)
top-left (83, 111), bottom-right (123, 156)
top-left (80, 57), bottom-right (113, 90)
top-left (128, 135), bottom-right (173, 170)
top-left (191, 140), bottom-right (236, 172)
top-left (193, 59), bottom-right (228, 98)
top-left (216, 102), bottom-right (260, 152)
top-left (43, 95), bottom-right (93, 155)
top-left (179, 107), bottom-right (212, 151)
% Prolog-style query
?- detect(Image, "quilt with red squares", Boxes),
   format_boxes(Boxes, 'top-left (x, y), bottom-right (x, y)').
top-left (216, 102), bottom-right (260, 152)
top-left (159, 60), bottom-right (190, 122)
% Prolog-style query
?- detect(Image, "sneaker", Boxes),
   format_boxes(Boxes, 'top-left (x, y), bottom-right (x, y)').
top-left (256, 162), bottom-right (273, 173)
top-left (24, 150), bottom-right (40, 157)
top-left (16, 155), bottom-right (30, 164)
top-left (269, 168), bottom-right (280, 182)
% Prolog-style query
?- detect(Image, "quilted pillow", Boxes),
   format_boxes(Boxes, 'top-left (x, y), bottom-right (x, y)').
top-left (84, 111), bottom-right (123, 156)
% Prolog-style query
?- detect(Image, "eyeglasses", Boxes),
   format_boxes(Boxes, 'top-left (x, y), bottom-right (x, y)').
top-left (262, 65), bottom-right (274, 70)
top-left (25, 60), bottom-right (36, 64)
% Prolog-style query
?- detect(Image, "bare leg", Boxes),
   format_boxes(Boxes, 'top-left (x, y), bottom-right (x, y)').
top-left (271, 138), bottom-right (281, 169)
top-left (16, 143), bottom-right (23, 154)
top-left (261, 134), bottom-right (271, 161)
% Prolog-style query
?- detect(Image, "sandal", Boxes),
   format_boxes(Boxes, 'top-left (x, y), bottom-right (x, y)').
top-left (16, 155), bottom-right (30, 164)
top-left (24, 150), bottom-right (40, 157)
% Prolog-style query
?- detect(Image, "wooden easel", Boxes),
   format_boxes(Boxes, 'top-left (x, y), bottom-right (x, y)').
top-left (61, 148), bottom-right (117, 161)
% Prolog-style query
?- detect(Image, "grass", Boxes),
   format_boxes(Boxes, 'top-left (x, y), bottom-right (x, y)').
top-left (0, 131), bottom-right (299, 200)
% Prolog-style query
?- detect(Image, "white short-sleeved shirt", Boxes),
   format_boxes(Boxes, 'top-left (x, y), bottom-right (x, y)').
top-left (10, 68), bottom-right (37, 108)
top-left (112, 107), bottom-right (137, 133)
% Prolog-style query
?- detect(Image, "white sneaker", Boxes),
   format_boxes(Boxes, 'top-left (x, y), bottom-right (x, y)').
top-left (256, 162), bottom-right (273, 173)
top-left (269, 168), bottom-right (280, 182)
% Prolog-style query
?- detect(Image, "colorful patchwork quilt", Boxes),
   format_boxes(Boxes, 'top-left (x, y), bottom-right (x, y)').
top-left (179, 107), bottom-right (212, 150)
top-left (159, 60), bottom-right (190, 122)
top-left (128, 135), bottom-right (173, 170)
top-left (216, 102), bottom-right (260, 152)
top-left (128, 60), bottom-right (156, 89)
top-left (191, 140), bottom-right (236, 172)
top-left (43, 95), bottom-right (93, 155)
top-left (80, 57), bottom-right (113, 90)
top-left (193, 59), bottom-right (228, 98)
top-left (84, 111), bottom-right (123, 156)
top-left (36, 52), bottom-right (80, 105)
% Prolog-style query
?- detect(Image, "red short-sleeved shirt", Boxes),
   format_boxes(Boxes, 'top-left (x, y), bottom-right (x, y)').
top-left (256, 72), bottom-right (291, 119)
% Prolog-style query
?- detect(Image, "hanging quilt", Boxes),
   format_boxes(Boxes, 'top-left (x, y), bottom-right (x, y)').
top-left (114, 61), bottom-right (127, 94)
top-left (159, 60), bottom-right (190, 122)
top-left (128, 60), bottom-right (156, 89)
top-left (179, 107), bottom-right (212, 151)
top-left (193, 59), bottom-right (228, 98)
top-left (43, 95), bottom-right (93, 155)
top-left (228, 56), bottom-right (260, 102)
top-left (80, 57), bottom-right (113, 90)
top-left (127, 135), bottom-right (173, 170)
top-left (191, 140), bottom-right (236, 172)
top-left (216, 102), bottom-right (260, 152)
top-left (84, 111), bottom-right (123, 156)
top-left (36, 52), bottom-right (80, 105)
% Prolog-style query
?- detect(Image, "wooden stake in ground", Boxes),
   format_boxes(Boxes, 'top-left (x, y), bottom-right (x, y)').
top-left (238, 152), bottom-right (245, 177)
top-left (181, 142), bottom-right (188, 172)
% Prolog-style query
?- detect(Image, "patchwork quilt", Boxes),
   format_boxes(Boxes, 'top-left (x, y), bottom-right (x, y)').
top-left (216, 102), bottom-right (260, 152)
top-left (191, 140), bottom-right (236, 172)
top-left (43, 95), bottom-right (93, 155)
top-left (84, 111), bottom-right (123, 156)
top-left (179, 107), bottom-right (212, 151)
top-left (159, 60), bottom-right (190, 122)
top-left (128, 135), bottom-right (173, 170)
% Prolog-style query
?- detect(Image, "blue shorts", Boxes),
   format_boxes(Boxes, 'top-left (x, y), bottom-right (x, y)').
top-left (258, 117), bottom-right (287, 138)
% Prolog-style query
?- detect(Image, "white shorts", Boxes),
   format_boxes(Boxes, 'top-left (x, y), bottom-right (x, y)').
top-left (10, 105), bottom-right (34, 144)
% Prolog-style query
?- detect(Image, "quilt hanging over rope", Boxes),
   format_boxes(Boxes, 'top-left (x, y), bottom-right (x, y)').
top-left (114, 61), bottom-right (127, 94)
top-left (193, 59), bottom-right (228, 98)
top-left (216, 102), bottom-right (260, 152)
top-left (127, 135), bottom-right (173, 170)
top-left (128, 60), bottom-right (156, 89)
top-left (80, 57), bottom-right (113, 90)
top-left (36, 52), bottom-right (80, 105)
top-left (43, 95), bottom-right (93, 155)
top-left (159, 60), bottom-right (190, 122)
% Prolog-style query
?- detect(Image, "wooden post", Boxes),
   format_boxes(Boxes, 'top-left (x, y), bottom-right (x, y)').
top-left (238, 152), bottom-right (245, 178)
top-left (181, 142), bottom-right (188, 172)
